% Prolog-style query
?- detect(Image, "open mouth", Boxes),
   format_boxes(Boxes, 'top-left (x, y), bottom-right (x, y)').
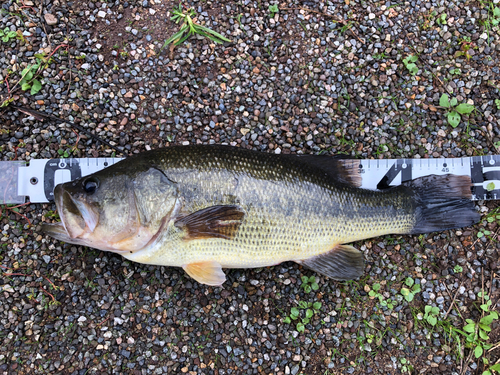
top-left (41, 184), bottom-right (100, 240)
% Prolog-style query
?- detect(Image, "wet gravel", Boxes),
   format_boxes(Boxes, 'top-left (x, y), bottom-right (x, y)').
top-left (0, 0), bottom-right (499, 374)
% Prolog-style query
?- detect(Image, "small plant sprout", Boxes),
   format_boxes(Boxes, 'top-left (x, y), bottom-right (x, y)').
top-left (268, 4), bottom-right (279, 18)
top-left (300, 275), bottom-right (319, 293)
top-left (495, 99), bottom-right (500, 110)
top-left (283, 301), bottom-right (322, 333)
top-left (424, 305), bottom-right (440, 326)
top-left (0, 27), bottom-right (17, 43)
top-left (455, 38), bottom-right (476, 60)
top-left (161, 3), bottom-right (231, 50)
top-left (450, 67), bottom-right (461, 75)
top-left (403, 55), bottom-right (418, 75)
top-left (400, 277), bottom-right (421, 302)
top-left (453, 265), bottom-right (463, 273)
top-left (461, 292), bottom-right (499, 358)
top-left (436, 13), bottom-right (447, 25)
top-left (439, 93), bottom-right (475, 128)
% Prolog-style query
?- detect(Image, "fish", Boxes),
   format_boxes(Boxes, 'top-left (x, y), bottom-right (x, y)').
top-left (42, 145), bottom-right (480, 286)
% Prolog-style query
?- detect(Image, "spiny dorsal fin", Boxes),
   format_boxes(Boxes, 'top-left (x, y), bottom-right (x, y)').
top-left (297, 244), bottom-right (364, 281)
top-left (174, 205), bottom-right (245, 241)
top-left (288, 155), bottom-right (361, 187)
top-left (183, 261), bottom-right (226, 286)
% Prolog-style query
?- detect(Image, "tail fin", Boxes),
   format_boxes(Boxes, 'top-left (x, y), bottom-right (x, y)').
top-left (405, 174), bottom-right (480, 234)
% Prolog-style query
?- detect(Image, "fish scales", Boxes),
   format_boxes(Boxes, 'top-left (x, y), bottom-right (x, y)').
top-left (43, 145), bottom-right (480, 286)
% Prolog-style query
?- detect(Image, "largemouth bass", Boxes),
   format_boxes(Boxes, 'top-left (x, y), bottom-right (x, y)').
top-left (42, 145), bottom-right (480, 286)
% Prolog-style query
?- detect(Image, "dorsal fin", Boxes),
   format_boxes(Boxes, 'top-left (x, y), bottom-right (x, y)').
top-left (283, 154), bottom-right (361, 187)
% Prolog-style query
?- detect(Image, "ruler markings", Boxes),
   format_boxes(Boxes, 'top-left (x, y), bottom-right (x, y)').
top-left (2, 156), bottom-right (500, 203)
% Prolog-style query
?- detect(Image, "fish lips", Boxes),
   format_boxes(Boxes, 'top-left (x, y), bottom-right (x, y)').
top-left (54, 184), bottom-right (100, 239)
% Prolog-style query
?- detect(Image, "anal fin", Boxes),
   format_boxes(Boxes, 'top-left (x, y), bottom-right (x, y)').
top-left (183, 261), bottom-right (226, 286)
top-left (297, 244), bottom-right (364, 281)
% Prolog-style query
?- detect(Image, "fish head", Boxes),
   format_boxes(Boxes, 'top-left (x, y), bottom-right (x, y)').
top-left (43, 163), bottom-right (179, 254)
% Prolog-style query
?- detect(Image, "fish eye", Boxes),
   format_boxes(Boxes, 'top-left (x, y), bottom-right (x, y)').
top-left (83, 178), bottom-right (99, 195)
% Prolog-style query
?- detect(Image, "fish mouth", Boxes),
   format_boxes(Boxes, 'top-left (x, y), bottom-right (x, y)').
top-left (44, 184), bottom-right (100, 240)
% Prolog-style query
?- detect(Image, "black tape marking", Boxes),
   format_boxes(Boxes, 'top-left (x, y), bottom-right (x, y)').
top-left (377, 160), bottom-right (413, 190)
top-left (44, 160), bottom-right (82, 201)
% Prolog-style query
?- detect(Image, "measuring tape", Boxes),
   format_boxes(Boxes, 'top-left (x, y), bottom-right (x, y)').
top-left (1, 155), bottom-right (499, 204)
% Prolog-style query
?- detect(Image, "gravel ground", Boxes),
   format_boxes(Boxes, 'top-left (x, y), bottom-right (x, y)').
top-left (1, 0), bottom-right (499, 374)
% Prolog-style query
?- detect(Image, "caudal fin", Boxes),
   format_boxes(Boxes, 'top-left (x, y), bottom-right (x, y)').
top-left (405, 174), bottom-right (480, 234)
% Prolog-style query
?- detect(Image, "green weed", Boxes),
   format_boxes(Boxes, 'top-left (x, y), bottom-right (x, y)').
top-left (453, 265), bottom-right (463, 273)
top-left (400, 277), bottom-right (421, 302)
top-left (283, 300), bottom-right (322, 333)
top-left (403, 55), bottom-right (418, 75)
top-left (436, 13), bottom-right (447, 25)
top-left (423, 305), bottom-right (440, 326)
top-left (268, 4), bottom-right (279, 18)
top-left (161, 3), bottom-right (230, 50)
top-left (300, 275), bottom-right (319, 294)
top-left (464, 292), bottom-right (498, 358)
top-left (0, 27), bottom-right (17, 43)
top-left (439, 93), bottom-right (475, 128)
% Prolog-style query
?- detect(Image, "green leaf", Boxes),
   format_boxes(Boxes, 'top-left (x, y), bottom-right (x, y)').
top-left (493, 7), bottom-right (500, 17)
top-left (481, 302), bottom-right (490, 311)
top-left (373, 283), bottom-right (381, 292)
top-left (304, 285), bottom-right (311, 293)
top-left (291, 307), bottom-right (299, 317)
top-left (489, 363), bottom-right (500, 371)
top-left (21, 82), bottom-right (31, 91)
top-left (313, 302), bottom-right (321, 310)
top-left (455, 103), bottom-right (475, 114)
top-left (408, 63), bottom-right (418, 75)
top-left (425, 305), bottom-right (432, 313)
top-left (431, 306), bottom-right (439, 315)
top-left (401, 288), bottom-right (410, 297)
top-left (284, 317), bottom-right (291, 324)
top-left (454, 265), bottom-right (463, 273)
top-left (480, 315), bottom-right (494, 327)
top-left (308, 276), bottom-right (315, 283)
top-left (412, 284), bottom-right (421, 293)
top-left (306, 309), bottom-right (313, 319)
top-left (450, 97), bottom-right (458, 107)
top-left (405, 293), bottom-right (414, 302)
top-left (447, 111), bottom-right (461, 127)
top-left (298, 301), bottom-right (307, 309)
top-left (463, 323), bottom-right (476, 332)
top-left (301, 276), bottom-right (308, 283)
top-left (311, 283), bottom-right (319, 291)
top-left (427, 316), bottom-right (437, 326)
top-left (24, 70), bottom-right (34, 81)
top-left (405, 277), bottom-right (414, 287)
top-left (31, 79), bottom-right (42, 95)
top-left (474, 345), bottom-right (483, 358)
top-left (440, 94), bottom-right (450, 107)
top-left (296, 322), bottom-right (305, 332)
top-left (479, 329), bottom-right (489, 340)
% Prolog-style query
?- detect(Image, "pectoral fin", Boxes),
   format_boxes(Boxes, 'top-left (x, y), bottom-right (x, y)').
top-left (297, 244), bottom-right (364, 281)
top-left (183, 261), bottom-right (226, 286)
top-left (175, 205), bottom-right (245, 240)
